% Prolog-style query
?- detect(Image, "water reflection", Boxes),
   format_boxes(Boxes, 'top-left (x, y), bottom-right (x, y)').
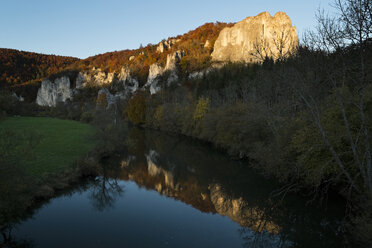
top-left (1, 127), bottom-right (345, 247)
top-left (0, 226), bottom-right (35, 248)
top-left (89, 176), bottom-right (124, 212)
top-left (104, 128), bottom-right (344, 247)
top-left (87, 160), bottom-right (125, 212)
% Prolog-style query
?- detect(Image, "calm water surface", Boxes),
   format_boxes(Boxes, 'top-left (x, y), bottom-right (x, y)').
top-left (4, 129), bottom-right (345, 247)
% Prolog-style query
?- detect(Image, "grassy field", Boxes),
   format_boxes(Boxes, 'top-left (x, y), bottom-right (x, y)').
top-left (0, 116), bottom-right (97, 176)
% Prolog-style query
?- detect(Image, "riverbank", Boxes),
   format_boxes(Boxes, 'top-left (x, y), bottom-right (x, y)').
top-left (0, 117), bottom-right (101, 231)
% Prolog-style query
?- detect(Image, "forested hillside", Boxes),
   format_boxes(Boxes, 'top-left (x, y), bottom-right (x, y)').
top-left (0, 48), bottom-right (79, 87)
top-left (76, 22), bottom-right (232, 84)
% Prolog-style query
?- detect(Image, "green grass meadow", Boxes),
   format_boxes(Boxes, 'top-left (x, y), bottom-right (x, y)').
top-left (0, 117), bottom-right (97, 177)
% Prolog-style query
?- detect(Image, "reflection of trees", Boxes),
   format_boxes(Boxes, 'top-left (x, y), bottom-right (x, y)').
top-left (239, 228), bottom-right (289, 248)
top-left (120, 128), bottom-right (344, 247)
top-left (0, 225), bottom-right (35, 248)
top-left (89, 174), bottom-right (124, 212)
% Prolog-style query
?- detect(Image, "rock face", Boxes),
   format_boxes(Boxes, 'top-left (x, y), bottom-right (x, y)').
top-left (211, 11), bottom-right (298, 63)
top-left (156, 38), bottom-right (180, 53)
top-left (36, 76), bottom-right (72, 107)
top-left (118, 67), bottom-right (139, 93)
top-left (146, 64), bottom-right (164, 94)
top-left (36, 65), bottom-right (140, 107)
top-left (204, 40), bottom-right (210, 48)
top-left (76, 66), bottom-right (138, 94)
top-left (145, 50), bottom-right (184, 94)
top-left (76, 68), bottom-right (116, 88)
top-left (96, 88), bottom-right (125, 109)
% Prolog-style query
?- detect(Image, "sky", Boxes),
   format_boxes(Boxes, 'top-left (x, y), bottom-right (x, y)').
top-left (0, 0), bottom-right (335, 59)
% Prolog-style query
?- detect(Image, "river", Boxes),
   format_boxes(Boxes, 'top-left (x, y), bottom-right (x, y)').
top-left (2, 128), bottom-right (345, 247)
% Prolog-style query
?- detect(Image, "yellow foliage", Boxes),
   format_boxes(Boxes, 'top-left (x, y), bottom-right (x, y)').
top-left (127, 93), bottom-right (147, 125)
top-left (153, 105), bottom-right (164, 127)
top-left (193, 97), bottom-right (210, 122)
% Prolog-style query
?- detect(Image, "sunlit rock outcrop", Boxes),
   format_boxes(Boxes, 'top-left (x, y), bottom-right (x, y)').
top-left (145, 51), bottom-right (184, 94)
top-left (146, 64), bottom-right (164, 95)
top-left (76, 66), bottom-right (138, 93)
top-left (36, 76), bottom-right (72, 107)
top-left (76, 67), bottom-right (116, 88)
top-left (211, 11), bottom-right (298, 63)
top-left (156, 38), bottom-right (180, 53)
top-left (204, 40), bottom-right (210, 48)
top-left (118, 67), bottom-right (139, 93)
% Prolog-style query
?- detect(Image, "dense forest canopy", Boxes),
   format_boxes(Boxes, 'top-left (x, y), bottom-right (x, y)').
top-left (0, 48), bottom-right (79, 87)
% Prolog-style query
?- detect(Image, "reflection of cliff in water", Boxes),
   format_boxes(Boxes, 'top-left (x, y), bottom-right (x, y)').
top-left (105, 128), bottom-right (344, 246)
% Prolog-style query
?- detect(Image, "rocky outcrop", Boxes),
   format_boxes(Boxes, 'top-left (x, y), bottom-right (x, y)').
top-left (187, 63), bottom-right (225, 79)
top-left (117, 67), bottom-right (131, 82)
top-left (165, 50), bottom-right (184, 71)
top-left (75, 66), bottom-right (138, 95)
top-left (188, 67), bottom-right (215, 79)
top-left (118, 67), bottom-right (139, 93)
top-left (36, 76), bottom-right (72, 107)
top-left (146, 64), bottom-right (164, 94)
top-left (76, 68), bottom-right (116, 88)
top-left (145, 50), bottom-right (184, 94)
top-left (96, 88), bottom-right (125, 109)
top-left (36, 65), bottom-right (142, 107)
top-left (12, 92), bottom-right (24, 102)
top-left (204, 40), bottom-right (210, 48)
top-left (211, 11), bottom-right (298, 63)
top-left (75, 72), bottom-right (88, 89)
top-left (156, 38), bottom-right (180, 53)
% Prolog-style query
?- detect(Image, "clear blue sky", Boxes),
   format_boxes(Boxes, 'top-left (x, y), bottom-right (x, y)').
top-left (0, 0), bottom-right (334, 59)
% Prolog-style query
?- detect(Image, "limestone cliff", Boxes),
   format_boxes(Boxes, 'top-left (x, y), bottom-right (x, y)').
top-left (211, 11), bottom-right (298, 63)
top-left (117, 67), bottom-right (139, 93)
top-left (36, 76), bottom-right (72, 107)
top-left (76, 67), bottom-right (116, 88)
top-left (145, 50), bottom-right (184, 94)
top-left (96, 88), bottom-right (125, 109)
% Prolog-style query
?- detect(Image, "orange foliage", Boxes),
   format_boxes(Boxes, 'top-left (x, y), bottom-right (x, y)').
top-left (0, 48), bottom-right (78, 87)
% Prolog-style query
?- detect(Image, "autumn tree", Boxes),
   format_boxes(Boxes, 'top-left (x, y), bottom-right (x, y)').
top-left (126, 93), bottom-right (147, 125)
